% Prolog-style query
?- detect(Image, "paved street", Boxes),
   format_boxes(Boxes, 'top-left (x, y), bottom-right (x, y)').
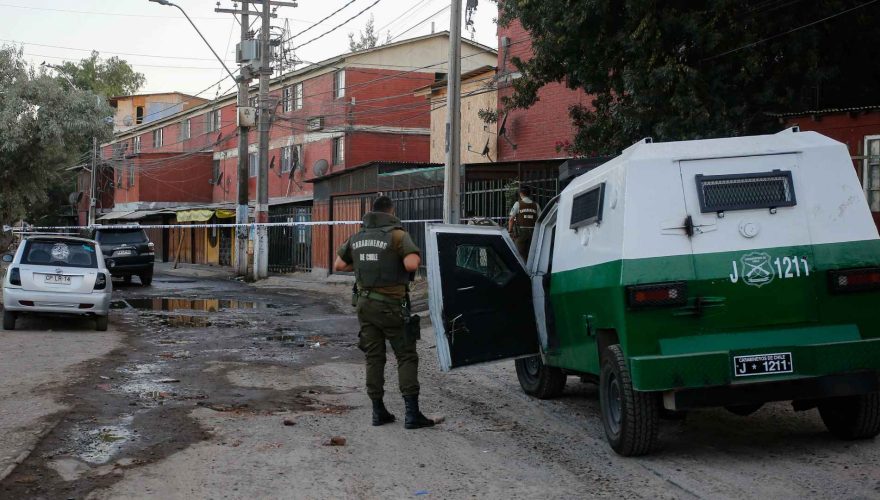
top-left (0, 266), bottom-right (879, 499)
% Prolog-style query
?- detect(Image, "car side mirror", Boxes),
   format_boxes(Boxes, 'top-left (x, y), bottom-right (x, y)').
top-left (1, 254), bottom-right (13, 263)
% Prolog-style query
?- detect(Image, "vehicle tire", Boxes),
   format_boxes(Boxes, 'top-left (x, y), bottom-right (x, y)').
top-left (515, 355), bottom-right (567, 399)
top-left (818, 393), bottom-right (880, 440)
top-left (3, 310), bottom-right (16, 331)
top-left (95, 315), bottom-right (109, 332)
top-left (123, 275), bottom-right (132, 284)
top-left (725, 403), bottom-right (763, 417)
top-left (599, 344), bottom-right (660, 456)
top-left (140, 270), bottom-right (153, 286)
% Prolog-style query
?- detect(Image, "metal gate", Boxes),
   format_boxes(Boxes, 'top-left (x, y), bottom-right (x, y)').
top-left (268, 206), bottom-right (312, 273)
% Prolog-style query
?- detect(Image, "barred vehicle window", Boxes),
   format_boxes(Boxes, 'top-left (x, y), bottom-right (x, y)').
top-left (695, 170), bottom-right (796, 213)
top-left (570, 183), bottom-right (605, 229)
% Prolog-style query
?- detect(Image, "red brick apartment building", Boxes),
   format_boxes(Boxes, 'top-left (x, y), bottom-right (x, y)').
top-left (81, 32), bottom-right (496, 226)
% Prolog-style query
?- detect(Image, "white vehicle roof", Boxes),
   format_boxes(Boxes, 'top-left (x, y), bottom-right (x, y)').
top-left (23, 235), bottom-right (98, 245)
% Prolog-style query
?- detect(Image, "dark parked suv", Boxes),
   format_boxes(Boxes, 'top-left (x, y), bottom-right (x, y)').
top-left (92, 225), bottom-right (155, 286)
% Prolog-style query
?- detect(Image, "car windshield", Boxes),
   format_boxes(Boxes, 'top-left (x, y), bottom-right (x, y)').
top-left (96, 230), bottom-right (148, 245)
top-left (21, 240), bottom-right (98, 268)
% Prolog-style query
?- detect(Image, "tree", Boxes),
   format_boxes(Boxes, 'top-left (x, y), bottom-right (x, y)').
top-left (56, 51), bottom-right (145, 97)
top-left (0, 46), bottom-right (113, 242)
top-left (348, 14), bottom-right (379, 52)
top-left (498, 1), bottom-right (880, 155)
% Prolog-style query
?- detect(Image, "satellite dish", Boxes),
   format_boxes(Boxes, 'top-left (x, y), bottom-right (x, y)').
top-left (313, 159), bottom-right (329, 177)
top-left (123, 115), bottom-right (133, 126)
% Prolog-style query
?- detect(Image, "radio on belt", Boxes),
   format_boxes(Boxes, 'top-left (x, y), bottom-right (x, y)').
top-left (426, 128), bottom-right (880, 456)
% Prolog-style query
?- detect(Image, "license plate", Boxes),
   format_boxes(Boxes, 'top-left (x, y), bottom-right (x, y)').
top-left (733, 352), bottom-right (793, 377)
top-left (114, 249), bottom-right (133, 257)
top-left (44, 274), bottom-right (72, 285)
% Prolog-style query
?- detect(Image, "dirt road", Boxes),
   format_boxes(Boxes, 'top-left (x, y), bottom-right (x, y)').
top-left (1, 268), bottom-right (878, 499)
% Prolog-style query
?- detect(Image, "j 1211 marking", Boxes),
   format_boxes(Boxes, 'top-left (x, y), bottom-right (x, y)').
top-left (729, 254), bottom-right (809, 286)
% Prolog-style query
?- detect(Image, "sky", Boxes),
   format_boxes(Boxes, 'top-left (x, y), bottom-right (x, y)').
top-left (1, 0), bottom-right (499, 96)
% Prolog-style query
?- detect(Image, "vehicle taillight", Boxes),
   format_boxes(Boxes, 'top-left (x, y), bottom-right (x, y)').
top-left (148, 242), bottom-right (155, 251)
top-left (626, 282), bottom-right (688, 308)
top-left (94, 272), bottom-right (107, 290)
top-left (828, 267), bottom-right (880, 294)
top-left (8, 267), bottom-right (21, 286)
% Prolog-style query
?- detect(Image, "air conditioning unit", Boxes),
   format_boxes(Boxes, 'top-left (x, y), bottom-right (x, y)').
top-left (307, 116), bottom-right (324, 132)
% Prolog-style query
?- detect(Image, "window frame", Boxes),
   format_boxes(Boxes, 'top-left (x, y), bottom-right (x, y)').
top-left (569, 183), bottom-right (605, 229)
top-left (212, 159), bottom-right (221, 184)
top-left (152, 128), bottom-right (164, 148)
top-left (248, 152), bottom-right (258, 178)
top-left (280, 146), bottom-right (292, 173)
top-left (180, 118), bottom-right (191, 140)
top-left (333, 70), bottom-right (345, 99)
top-left (128, 160), bottom-right (136, 187)
top-left (132, 136), bottom-right (141, 154)
top-left (332, 137), bottom-right (345, 165)
top-left (208, 109), bottom-right (222, 132)
top-left (282, 86), bottom-right (293, 112)
top-left (694, 170), bottom-right (796, 214)
top-left (864, 135), bottom-right (880, 212)
top-left (294, 82), bottom-right (303, 110)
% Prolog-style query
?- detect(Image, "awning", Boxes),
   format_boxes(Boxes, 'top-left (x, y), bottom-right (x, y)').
top-left (176, 209), bottom-right (216, 223)
top-left (97, 210), bottom-right (137, 221)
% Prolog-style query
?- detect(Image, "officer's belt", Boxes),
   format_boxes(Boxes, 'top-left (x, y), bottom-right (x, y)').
top-left (359, 289), bottom-right (405, 305)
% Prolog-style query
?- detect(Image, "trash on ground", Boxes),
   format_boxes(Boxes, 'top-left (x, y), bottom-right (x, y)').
top-left (325, 436), bottom-right (346, 446)
top-left (282, 418), bottom-right (296, 426)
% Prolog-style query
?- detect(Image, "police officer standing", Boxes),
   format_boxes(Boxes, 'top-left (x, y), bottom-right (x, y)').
top-left (508, 185), bottom-right (540, 259)
top-left (334, 196), bottom-right (435, 429)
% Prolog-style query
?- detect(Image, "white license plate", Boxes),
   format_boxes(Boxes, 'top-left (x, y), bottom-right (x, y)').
top-left (114, 249), bottom-right (133, 257)
top-left (44, 274), bottom-right (72, 285)
top-left (733, 352), bottom-right (793, 377)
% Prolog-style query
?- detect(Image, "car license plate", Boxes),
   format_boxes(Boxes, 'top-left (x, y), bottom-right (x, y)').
top-left (114, 249), bottom-right (133, 257)
top-left (733, 352), bottom-right (793, 377)
top-left (44, 274), bottom-right (72, 285)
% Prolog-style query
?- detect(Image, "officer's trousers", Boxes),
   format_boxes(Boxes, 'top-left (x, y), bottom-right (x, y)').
top-left (515, 228), bottom-right (534, 260)
top-left (356, 296), bottom-right (420, 399)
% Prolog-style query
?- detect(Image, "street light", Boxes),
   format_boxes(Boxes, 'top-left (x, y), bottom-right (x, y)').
top-left (147, 0), bottom-right (238, 82)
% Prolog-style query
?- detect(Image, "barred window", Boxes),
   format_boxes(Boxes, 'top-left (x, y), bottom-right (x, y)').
top-left (695, 170), bottom-right (796, 213)
top-left (570, 183), bottom-right (605, 229)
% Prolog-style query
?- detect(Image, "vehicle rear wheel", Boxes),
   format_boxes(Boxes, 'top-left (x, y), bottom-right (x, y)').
top-left (123, 275), bottom-right (132, 284)
top-left (140, 270), bottom-right (153, 286)
top-left (818, 393), bottom-right (880, 440)
top-left (515, 355), bottom-right (566, 399)
top-left (3, 310), bottom-right (16, 331)
top-left (725, 403), bottom-right (763, 417)
top-left (599, 344), bottom-right (660, 456)
top-left (95, 315), bottom-right (109, 332)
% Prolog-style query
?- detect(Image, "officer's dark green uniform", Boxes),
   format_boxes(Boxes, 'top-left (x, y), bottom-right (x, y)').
top-left (337, 210), bottom-right (434, 429)
top-left (513, 199), bottom-right (539, 259)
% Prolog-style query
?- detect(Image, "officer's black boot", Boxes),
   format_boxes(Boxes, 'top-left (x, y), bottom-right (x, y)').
top-left (371, 398), bottom-right (395, 426)
top-left (403, 395), bottom-right (435, 429)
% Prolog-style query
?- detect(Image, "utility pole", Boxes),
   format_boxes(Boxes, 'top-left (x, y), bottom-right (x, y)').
top-left (443, 0), bottom-right (463, 224)
top-left (254, 0), bottom-right (273, 280)
top-left (236, 3), bottom-right (251, 277)
top-left (88, 137), bottom-right (97, 227)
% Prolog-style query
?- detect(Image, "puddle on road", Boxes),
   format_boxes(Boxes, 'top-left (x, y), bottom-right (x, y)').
top-left (111, 298), bottom-right (277, 312)
top-left (73, 416), bottom-right (134, 464)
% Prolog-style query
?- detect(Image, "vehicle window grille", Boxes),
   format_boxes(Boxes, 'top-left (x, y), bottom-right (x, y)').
top-left (695, 170), bottom-right (796, 213)
top-left (569, 183), bottom-right (605, 229)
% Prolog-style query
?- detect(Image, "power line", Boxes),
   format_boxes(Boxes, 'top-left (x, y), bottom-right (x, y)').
top-left (706, 0), bottom-right (880, 60)
top-left (1, 38), bottom-right (236, 62)
top-left (27, 53), bottom-right (226, 71)
top-left (289, 0), bottom-right (384, 50)
top-left (0, 2), bottom-right (315, 22)
top-left (288, 0), bottom-right (358, 39)
top-left (389, 5), bottom-right (451, 42)
top-left (377, 0), bottom-right (434, 33)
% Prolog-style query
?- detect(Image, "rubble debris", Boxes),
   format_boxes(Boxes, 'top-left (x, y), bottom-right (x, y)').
top-left (324, 436), bottom-right (346, 446)
top-left (154, 378), bottom-right (181, 383)
top-left (282, 419), bottom-right (296, 426)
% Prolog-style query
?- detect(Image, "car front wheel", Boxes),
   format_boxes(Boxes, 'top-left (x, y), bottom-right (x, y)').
top-left (818, 393), bottom-right (880, 440)
top-left (515, 355), bottom-right (566, 399)
top-left (3, 310), bottom-right (15, 331)
top-left (599, 344), bottom-right (660, 456)
top-left (95, 315), bottom-right (109, 331)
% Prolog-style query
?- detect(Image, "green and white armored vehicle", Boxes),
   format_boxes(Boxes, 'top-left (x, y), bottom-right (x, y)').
top-left (426, 128), bottom-right (880, 456)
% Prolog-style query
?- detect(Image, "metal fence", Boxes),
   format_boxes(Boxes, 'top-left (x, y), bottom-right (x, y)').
top-left (268, 206), bottom-right (313, 273)
top-left (389, 186), bottom-right (443, 275)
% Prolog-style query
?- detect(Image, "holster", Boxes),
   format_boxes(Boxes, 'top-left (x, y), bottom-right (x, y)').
top-left (402, 292), bottom-right (421, 342)
top-left (351, 282), bottom-right (359, 308)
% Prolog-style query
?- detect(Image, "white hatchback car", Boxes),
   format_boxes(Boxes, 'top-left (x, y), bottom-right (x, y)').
top-left (2, 236), bottom-right (112, 331)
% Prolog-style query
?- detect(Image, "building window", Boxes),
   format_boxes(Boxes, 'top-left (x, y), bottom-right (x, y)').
top-left (282, 87), bottom-right (293, 112)
top-left (132, 136), bottom-right (141, 154)
top-left (208, 109), bottom-right (222, 132)
top-left (294, 82), bottom-right (303, 110)
top-left (128, 161), bottom-right (136, 187)
top-left (281, 146), bottom-right (292, 173)
top-left (248, 152), bottom-right (258, 178)
top-left (136, 106), bottom-right (144, 125)
top-left (180, 118), bottom-right (191, 140)
top-left (152, 128), bottom-right (164, 148)
top-left (332, 137), bottom-right (344, 165)
top-left (333, 70), bottom-right (345, 99)
top-left (865, 136), bottom-right (880, 212)
top-left (212, 159), bottom-right (221, 184)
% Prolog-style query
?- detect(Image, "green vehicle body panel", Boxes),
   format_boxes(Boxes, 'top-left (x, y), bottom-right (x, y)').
top-left (544, 239), bottom-right (880, 391)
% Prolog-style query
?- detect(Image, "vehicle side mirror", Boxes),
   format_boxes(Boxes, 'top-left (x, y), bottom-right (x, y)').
top-left (2, 254), bottom-right (13, 263)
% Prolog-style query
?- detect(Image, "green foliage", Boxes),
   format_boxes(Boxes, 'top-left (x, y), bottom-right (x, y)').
top-left (348, 14), bottom-right (379, 52)
top-left (0, 47), bottom-right (113, 230)
top-left (57, 51), bottom-right (145, 97)
top-left (498, 1), bottom-right (880, 155)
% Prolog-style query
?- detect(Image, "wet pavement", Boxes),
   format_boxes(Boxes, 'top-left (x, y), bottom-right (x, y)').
top-left (0, 270), bottom-right (361, 498)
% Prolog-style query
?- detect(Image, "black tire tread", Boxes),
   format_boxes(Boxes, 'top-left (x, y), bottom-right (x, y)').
top-left (602, 344), bottom-right (660, 456)
top-left (95, 315), bottom-right (109, 332)
top-left (515, 357), bottom-right (567, 399)
top-left (2, 310), bottom-right (15, 331)
top-left (819, 393), bottom-right (880, 440)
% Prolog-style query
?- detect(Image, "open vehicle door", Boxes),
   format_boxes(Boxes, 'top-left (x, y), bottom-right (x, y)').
top-left (426, 224), bottom-right (539, 371)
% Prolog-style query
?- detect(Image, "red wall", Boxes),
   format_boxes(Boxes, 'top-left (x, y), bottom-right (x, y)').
top-left (497, 19), bottom-right (591, 161)
top-left (347, 132), bottom-right (430, 168)
top-left (114, 153), bottom-right (213, 206)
